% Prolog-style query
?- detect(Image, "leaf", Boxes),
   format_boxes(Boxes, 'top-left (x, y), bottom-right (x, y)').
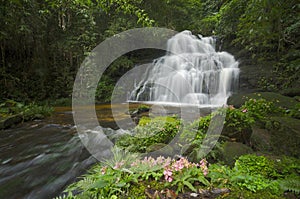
top-left (116, 182), bottom-right (127, 187)
top-left (90, 180), bottom-right (109, 189)
top-left (183, 181), bottom-right (197, 192)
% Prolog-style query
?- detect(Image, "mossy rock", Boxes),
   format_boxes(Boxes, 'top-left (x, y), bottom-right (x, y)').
top-left (250, 126), bottom-right (272, 152)
top-left (265, 116), bottom-right (300, 158)
top-left (218, 189), bottom-right (285, 199)
top-left (221, 127), bottom-right (252, 145)
top-left (0, 114), bottom-right (23, 129)
top-left (280, 87), bottom-right (300, 97)
top-left (228, 92), bottom-right (298, 109)
top-left (220, 141), bottom-right (253, 166)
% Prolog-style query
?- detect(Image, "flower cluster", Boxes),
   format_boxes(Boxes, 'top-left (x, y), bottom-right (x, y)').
top-left (130, 156), bottom-right (171, 168)
top-left (163, 157), bottom-right (209, 182)
top-left (199, 159), bottom-right (208, 176)
top-left (113, 160), bottom-right (125, 169)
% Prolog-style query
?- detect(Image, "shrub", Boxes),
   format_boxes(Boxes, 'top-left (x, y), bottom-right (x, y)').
top-left (0, 99), bottom-right (53, 120)
top-left (116, 116), bottom-right (181, 153)
top-left (234, 154), bottom-right (278, 178)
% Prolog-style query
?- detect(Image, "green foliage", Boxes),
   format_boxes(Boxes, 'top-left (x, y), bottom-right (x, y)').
top-left (241, 97), bottom-right (281, 120)
top-left (218, 0), bottom-right (248, 38)
top-left (274, 156), bottom-right (300, 176)
top-left (224, 106), bottom-right (255, 132)
top-left (219, 188), bottom-right (284, 199)
top-left (207, 163), bottom-right (232, 187)
top-left (278, 176), bottom-right (300, 194)
top-left (1, 0), bottom-right (299, 102)
top-left (167, 163), bottom-right (210, 194)
top-left (230, 173), bottom-right (277, 193)
top-left (208, 154), bottom-right (299, 195)
top-left (64, 153), bottom-right (300, 198)
top-left (234, 154), bottom-right (278, 179)
top-left (286, 102), bottom-right (300, 119)
top-left (0, 99), bottom-right (53, 120)
top-left (95, 75), bottom-right (115, 103)
top-left (116, 116), bottom-right (181, 153)
top-left (0, 0), bottom-right (154, 102)
top-left (137, 104), bottom-right (150, 113)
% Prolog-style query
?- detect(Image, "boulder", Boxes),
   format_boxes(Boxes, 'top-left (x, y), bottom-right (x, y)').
top-left (0, 114), bottom-right (23, 129)
top-left (219, 141), bottom-right (253, 166)
top-left (250, 126), bottom-right (272, 152)
top-left (265, 116), bottom-right (300, 158)
top-left (228, 92), bottom-right (298, 109)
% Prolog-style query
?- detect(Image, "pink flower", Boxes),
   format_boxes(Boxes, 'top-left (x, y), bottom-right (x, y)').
top-left (113, 161), bottom-right (124, 169)
top-left (200, 159), bottom-right (208, 176)
top-left (242, 108), bottom-right (248, 113)
top-left (172, 158), bottom-right (186, 171)
top-left (130, 161), bottom-right (138, 167)
top-left (164, 167), bottom-right (173, 182)
top-left (164, 169), bottom-right (172, 176)
top-left (203, 169), bottom-right (208, 176)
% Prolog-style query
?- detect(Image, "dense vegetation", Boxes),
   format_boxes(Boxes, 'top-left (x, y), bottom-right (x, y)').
top-left (1, 0), bottom-right (299, 102)
top-left (57, 97), bottom-right (300, 198)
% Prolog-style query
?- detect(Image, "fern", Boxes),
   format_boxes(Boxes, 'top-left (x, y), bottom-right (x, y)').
top-left (278, 176), bottom-right (300, 194)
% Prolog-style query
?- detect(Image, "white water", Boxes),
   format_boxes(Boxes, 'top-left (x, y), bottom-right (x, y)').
top-left (129, 30), bottom-right (239, 107)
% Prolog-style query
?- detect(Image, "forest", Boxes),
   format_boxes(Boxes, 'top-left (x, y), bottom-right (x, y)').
top-left (0, 0), bottom-right (300, 198)
top-left (1, 0), bottom-right (299, 103)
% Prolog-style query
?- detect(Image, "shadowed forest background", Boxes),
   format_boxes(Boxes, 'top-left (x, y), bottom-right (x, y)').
top-left (1, 0), bottom-right (299, 103)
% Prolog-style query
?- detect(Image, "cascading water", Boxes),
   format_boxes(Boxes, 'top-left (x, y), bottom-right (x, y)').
top-left (129, 30), bottom-right (239, 107)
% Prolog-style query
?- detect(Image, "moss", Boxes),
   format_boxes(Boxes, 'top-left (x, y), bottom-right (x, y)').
top-left (250, 126), bottom-right (272, 152)
top-left (266, 117), bottom-right (300, 157)
top-left (280, 87), bottom-right (300, 97)
top-left (228, 92), bottom-right (298, 109)
top-left (125, 180), bottom-right (163, 199)
top-left (218, 189), bottom-right (284, 199)
top-left (138, 116), bottom-right (179, 126)
top-left (220, 142), bottom-right (253, 166)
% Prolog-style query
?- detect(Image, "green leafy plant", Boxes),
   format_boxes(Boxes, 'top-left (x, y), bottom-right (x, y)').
top-left (0, 99), bottom-right (53, 120)
top-left (234, 154), bottom-right (278, 178)
top-left (223, 105), bottom-right (255, 133)
top-left (241, 97), bottom-right (280, 121)
top-left (164, 157), bottom-right (210, 194)
top-left (116, 116), bottom-right (181, 153)
top-left (278, 176), bottom-right (300, 194)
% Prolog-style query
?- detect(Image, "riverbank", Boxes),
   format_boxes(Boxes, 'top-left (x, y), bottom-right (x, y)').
top-left (59, 93), bottom-right (300, 198)
top-left (0, 100), bottom-right (54, 130)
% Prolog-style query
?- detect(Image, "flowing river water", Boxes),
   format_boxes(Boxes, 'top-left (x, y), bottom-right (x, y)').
top-left (0, 104), bottom-right (140, 199)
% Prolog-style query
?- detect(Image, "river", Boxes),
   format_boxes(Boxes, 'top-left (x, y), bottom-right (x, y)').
top-left (0, 103), bottom-right (139, 199)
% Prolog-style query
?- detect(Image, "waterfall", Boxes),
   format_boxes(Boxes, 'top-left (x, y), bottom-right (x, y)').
top-left (129, 30), bottom-right (239, 107)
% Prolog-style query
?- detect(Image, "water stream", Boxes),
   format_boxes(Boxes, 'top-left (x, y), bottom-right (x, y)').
top-left (0, 104), bottom-right (134, 199)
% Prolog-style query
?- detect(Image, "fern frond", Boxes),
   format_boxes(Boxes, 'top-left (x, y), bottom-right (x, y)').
top-left (279, 176), bottom-right (300, 194)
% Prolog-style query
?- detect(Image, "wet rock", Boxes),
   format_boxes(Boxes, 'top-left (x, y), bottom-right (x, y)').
top-left (228, 92), bottom-right (298, 109)
top-left (280, 87), bottom-right (300, 97)
top-left (250, 126), bottom-right (272, 152)
top-left (265, 116), bottom-right (300, 158)
top-left (220, 141), bottom-right (253, 166)
top-left (222, 126), bottom-right (252, 145)
top-left (0, 114), bottom-right (23, 129)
